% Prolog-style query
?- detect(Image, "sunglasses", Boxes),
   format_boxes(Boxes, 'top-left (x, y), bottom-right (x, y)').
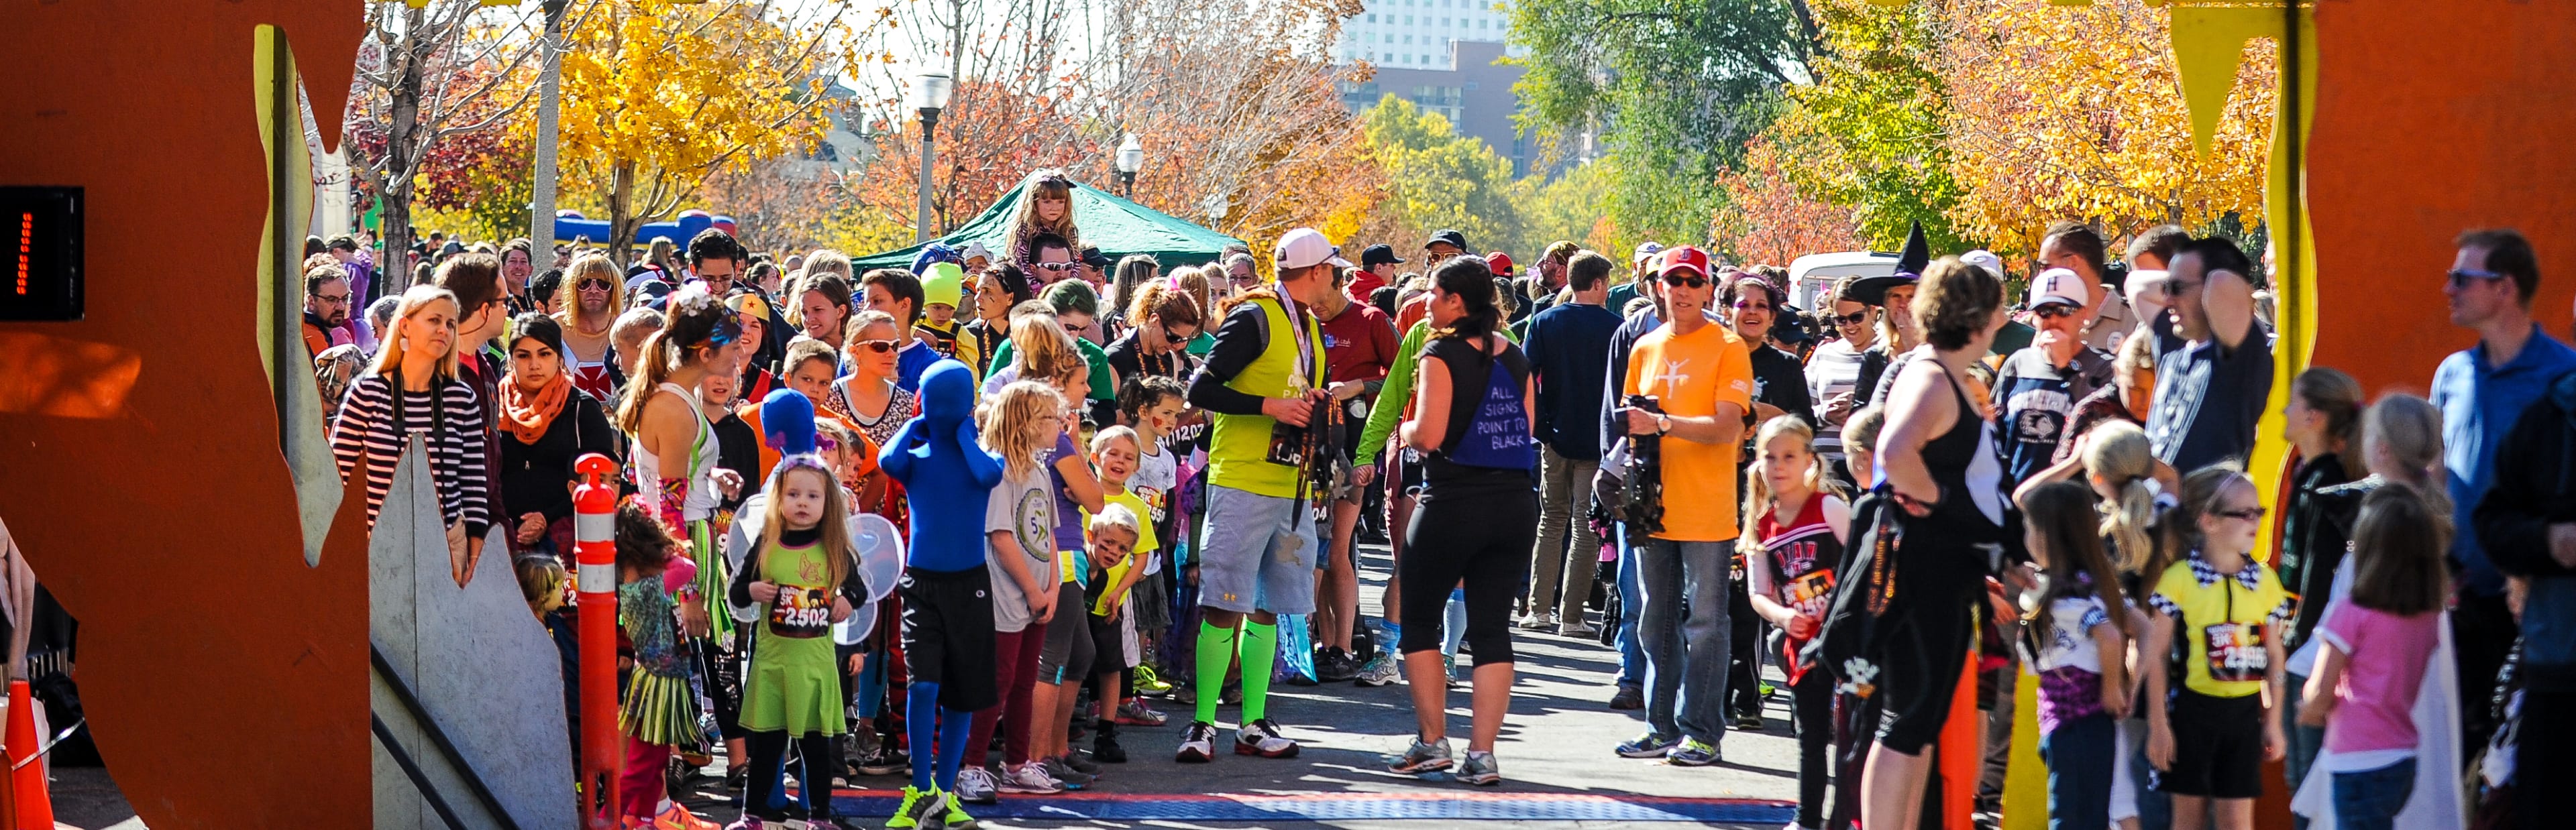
top-left (1036, 262), bottom-right (1076, 272)
top-left (850, 339), bottom-right (900, 354)
top-left (1164, 329), bottom-right (1190, 345)
top-left (2447, 268), bottom-right (2510, 289)
top-left (2032, 304), bottom-right (2080, 319)
top-left (1829, 310), bottom-right (1870, 326)
top-left (577, 278), bottom-right (612, 292)
top-left (1660, 274), bottom-right (1709, 288)
top-left (2210, 506), bottom-right (2266, 522)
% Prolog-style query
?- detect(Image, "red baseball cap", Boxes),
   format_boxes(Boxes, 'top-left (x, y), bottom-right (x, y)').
top-left (1655, 246), bottom-right (1711, 279)
top-left (1485, 251), bottom-right (1515, 276)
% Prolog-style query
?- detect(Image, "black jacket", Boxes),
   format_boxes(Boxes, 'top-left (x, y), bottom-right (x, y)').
top-left (2473, 373), bottom-right (2576, 690)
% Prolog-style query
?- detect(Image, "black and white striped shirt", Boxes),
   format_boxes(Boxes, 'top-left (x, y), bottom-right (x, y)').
top-left (331, 373), bottom-right (493, 540)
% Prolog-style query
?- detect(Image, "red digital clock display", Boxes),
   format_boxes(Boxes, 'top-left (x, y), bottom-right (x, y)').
top-left (0, 187), bottom-right (81, 321)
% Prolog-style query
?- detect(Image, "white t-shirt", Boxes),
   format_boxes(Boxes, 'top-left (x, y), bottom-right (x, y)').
top-left (1132, 438), bottom-right (1179, 575)
top-left (984, 469), bottom-right (1056, 633)
top-left (2027, 593), bottom-right (2111, 674)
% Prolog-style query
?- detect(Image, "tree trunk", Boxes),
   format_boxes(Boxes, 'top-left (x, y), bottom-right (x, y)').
top-left (375, 7), bottom-right (429, 299)
top-left (608, 159), bottom-right (636, 266)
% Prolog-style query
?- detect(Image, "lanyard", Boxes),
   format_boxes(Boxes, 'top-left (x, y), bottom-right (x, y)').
top-left (1274, 282), bottom-right (1315, 392)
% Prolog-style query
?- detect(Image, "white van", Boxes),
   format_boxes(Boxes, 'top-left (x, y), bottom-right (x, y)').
top-left (1786, 251), bottom-right (1901, 310)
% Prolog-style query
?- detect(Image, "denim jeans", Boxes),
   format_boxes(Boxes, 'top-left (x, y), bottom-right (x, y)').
top-left (2330, 757), bottom-right (2414, 830)
top-left (2039, 714), bottom-right (2114, 830)
top-left (1529, 445), bottom-right (1601, 621)
top-left (1636, 536), bottom-right (1733, 744)
top-left (2280, 671), bottom-right (2326, 830)
top-left (1614, 525), bottom-right (1647, 689)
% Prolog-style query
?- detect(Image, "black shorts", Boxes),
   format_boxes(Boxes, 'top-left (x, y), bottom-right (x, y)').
top-left (1870, 565), bottom-right (1981, 754)
top-left (2153, 689), bottom-right (2265, 799)
top-left (899, 565), bottom-right (1000, 713)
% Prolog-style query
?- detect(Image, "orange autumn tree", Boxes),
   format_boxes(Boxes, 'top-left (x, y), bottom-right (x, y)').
top-left (1937, 0), bottom-right (2274, 255)
top-left (1711, 133), bottom-right (1864, 266)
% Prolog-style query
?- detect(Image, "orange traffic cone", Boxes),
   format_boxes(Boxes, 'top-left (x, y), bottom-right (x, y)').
top-left (6, 680), bottom-right (53, 830)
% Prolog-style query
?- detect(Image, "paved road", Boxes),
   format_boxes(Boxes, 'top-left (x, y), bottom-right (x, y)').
top-left (751, 542), bottom-right (1812, 829)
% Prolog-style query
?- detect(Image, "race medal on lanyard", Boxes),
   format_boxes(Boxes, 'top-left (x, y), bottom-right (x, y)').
top-left (770, 587), bottom-right (831, 638)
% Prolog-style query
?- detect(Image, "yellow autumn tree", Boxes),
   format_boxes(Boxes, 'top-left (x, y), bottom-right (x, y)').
top-left (559, 0), bottom-right (880, 259)
top-left (1937, 0), bottom-right (2275, 255)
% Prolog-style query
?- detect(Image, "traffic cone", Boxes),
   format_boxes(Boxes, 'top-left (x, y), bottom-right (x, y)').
top-left (6, 680), bottom-right (53, 830)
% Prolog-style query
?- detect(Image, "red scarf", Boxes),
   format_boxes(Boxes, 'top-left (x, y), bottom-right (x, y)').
top-left (500, 372), bottom-right (572, 444)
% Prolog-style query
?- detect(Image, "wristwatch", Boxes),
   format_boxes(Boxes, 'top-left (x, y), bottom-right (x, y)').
top-left (1655, 413), bottom-right (1672, 434)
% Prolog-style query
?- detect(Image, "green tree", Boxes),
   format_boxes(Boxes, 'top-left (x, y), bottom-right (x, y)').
top-left (1766, 0), bottom-right (1974, 253)
top-left (1507, 159), bottom-right (1619, 257)
top-left (1360, 97), bottom-right (1521, 254)
top-left (1507, 0), bottom-right (1809, 245)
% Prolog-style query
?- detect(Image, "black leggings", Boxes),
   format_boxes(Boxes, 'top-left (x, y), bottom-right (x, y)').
top-left (1790, 668), bottom-right (1833, 829)
top-left (1397, 486), bottom-right (1537, 664)
top-left (743, 729), bottom-right (837, 819)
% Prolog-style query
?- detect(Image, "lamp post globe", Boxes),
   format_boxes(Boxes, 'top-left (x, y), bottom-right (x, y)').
top-left (912, 72), bottom-right (955, 242)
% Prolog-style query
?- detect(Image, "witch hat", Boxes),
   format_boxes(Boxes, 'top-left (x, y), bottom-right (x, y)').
top-left (1894, 221), bottom-right (1930, 276)
top-left (1850, 221), bottom-right (1932, 306)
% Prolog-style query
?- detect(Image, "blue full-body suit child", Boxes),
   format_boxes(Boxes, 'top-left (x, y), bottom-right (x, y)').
top-left (878, 360), bottom-right (1005, 803)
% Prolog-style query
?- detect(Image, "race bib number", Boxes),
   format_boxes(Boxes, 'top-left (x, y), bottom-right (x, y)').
top-left (2201, 621), bottom-right (2267, 683)
top-left (1786, 569), bottom-right (1835, 620)
top-left (769, 587), bottom-right (830, 638)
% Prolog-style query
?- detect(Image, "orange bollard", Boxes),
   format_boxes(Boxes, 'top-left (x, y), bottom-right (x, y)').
top-left (573, 454), bottom-right (622, 830)
top-left (6, 679), bottom-right (54, 830)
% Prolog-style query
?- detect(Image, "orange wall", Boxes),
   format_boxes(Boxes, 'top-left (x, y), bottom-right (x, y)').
top-left (0, 3), bottom-right (367, 828)
top-left (2310, 0), bottom-right (2576, 398)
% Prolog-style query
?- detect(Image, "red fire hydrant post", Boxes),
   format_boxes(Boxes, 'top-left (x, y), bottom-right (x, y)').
top-left (572, 453), bottom-right (621, 829)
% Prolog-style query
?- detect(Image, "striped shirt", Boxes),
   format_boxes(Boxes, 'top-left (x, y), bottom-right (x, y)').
top-left (1803, 337), bottom-right (1868, 463)
top-left (331, 374), bottom-right (493, 540)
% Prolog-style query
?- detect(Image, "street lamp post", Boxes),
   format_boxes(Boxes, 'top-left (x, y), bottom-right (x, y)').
top-left (912, 72), bottom-right (955, 243)
top-left (1114, 133), bottom-right (1143, 198)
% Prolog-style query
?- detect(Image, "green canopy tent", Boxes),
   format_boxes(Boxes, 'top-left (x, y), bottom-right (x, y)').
top-left (853, 180), bottom-right (1244, 272)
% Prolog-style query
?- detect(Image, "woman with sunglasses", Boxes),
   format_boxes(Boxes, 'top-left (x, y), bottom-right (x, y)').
top-left (831, 310), bottom-right (920, 452)
top-left (555, 253), bottom-right (628, 401)
top-left (1805, 276), bottom-right (1877, 487)
top-left (1105, 279), bottom-right (1205, 418)
top-left (961, 263), bottom-right (1036, 379)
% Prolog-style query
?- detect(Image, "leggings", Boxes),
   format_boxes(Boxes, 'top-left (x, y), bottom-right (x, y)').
top-left (698, 630), bottom-right (747, 741)
top-left (1397, 485), bottom-right (1536, 663)
top-left (743, 730), bottom-right (837, 820)
top-left (619, 736), bottom-right (671, 819)
top-left (967, 626), bottom-right (1045, 768)
top-left (1789, 669), bottom-right (1833, 829)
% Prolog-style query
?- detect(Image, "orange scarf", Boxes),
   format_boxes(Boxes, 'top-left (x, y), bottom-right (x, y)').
top-left (500, 372), bottom-right (572, 444)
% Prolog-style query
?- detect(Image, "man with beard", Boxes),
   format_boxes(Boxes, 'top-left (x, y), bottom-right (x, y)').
top-left (301, 262), bottom-right (354, 358)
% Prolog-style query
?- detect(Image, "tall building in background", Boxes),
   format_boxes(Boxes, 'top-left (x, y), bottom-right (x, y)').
top-left (1336, 21), bottom-right (1536, 176)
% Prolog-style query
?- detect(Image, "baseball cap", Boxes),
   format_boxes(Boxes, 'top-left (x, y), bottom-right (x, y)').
top-left (2029, 268), bottom-right (2090, 309)
top-left (1277, 227), bottom-right (1355, 270)
top-left (1486, 251), bottom-right (1516, 277)
top-left (1960, 249), bottom-right (2004, 280)
top-left (1080, 246), bottom-right (1112, 268)
top-left (1360, 243), bottom-right (1405, 268)
top-left (910, 242), bottom-right (963, 276)
top-left (959, 241), bottom-right (992, 263)
top-left (920, 261), bottom-right (966, 308)
top-left (1424, 229), bottom-right (1468, 251)
top-left (1632, 241), bottom-right (1666, 265)
top-left (1654, 246), bottom-right (1710, 280)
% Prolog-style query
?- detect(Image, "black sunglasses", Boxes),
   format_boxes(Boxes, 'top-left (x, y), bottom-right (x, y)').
top-left (1660, 274), bottom-right (1708, 288)
top-left (1164, 329), bottom-right (1189, 345)
top-left (577, 278), bottom-right (612, 291)
top-left (2032, 304), bottom-right (2080, 319)
top-left (1829, 310), bottom-right (1870, 326)
top-left (2448, 268), bottom-right (2510, 289)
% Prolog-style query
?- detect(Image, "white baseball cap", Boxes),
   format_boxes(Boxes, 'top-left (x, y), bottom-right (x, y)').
top-left (1275, 227), bottom-right (1354, 270)
top-left (1960, 249), bottom-right (2004, 280)
top-left (2029, 267), bottom-right (2090, 309)
top-left (959, 241), bottom-right (992, 261)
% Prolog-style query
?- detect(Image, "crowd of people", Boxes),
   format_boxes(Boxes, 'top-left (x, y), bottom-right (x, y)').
top-left (299, 168), bottom-right (2567, 830)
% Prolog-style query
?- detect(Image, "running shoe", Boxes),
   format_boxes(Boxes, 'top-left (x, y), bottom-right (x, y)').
top-left (1735, 709), bottom-right (1766, 731)
top-left (653, 804), bottom-right (720, 830)
top-left (1315, 649), bottom-right (1359, 683)
top-left (1556, 619), bottom-right (1599, 638)
top-left (1132, 664), bottom-right (1175, 697)
top-left (1457, 750), bottom-right (1502, 786)
top-left (999, 761), bottom-right (1066, 794)
top-left (934, 788), bottom-right (979, 830)
top-left (1176, 721), bottom-right (1219, 763)
top-left (1615, 732), bottom-right (1682, 759)
top-left (1387, 736), bottom-right (1454, 774)
top-left (887, 786), bottom-right (934, 829)
top-left (1221, 680), bottom-right (1243, 705)
top-left (855, 744), bottom-right (907, 777)
top-left (1607, 685), bottom-right (1644, 711)
top-left (1664, 737), bottom-right (1723, 766)
top-left (1442, 654), bottom-right (1461, 688)
top-left (1516, 611), bottom-right (1556, 632)
top-left (1059, 750), bottom-right (1102, 776)
top-left (1114, 699), bottom-right (1168, 726)
top-left (722, 817), bottom-right (765, 830)
top-left (1235, 718), bottom-right (1301, 758)
top-left (1038, 756), bottom-right (1094, 789)
top-left (952, 766), bottom-right (1000, 805)
top-left (1354, 652), bottom-right (1403, 687)
top-left (1093, 721), bottom-right (1128, 763)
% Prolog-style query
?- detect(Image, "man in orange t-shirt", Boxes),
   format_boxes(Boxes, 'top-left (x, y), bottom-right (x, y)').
top-left (1610, 245), bottom-right (1754, 766)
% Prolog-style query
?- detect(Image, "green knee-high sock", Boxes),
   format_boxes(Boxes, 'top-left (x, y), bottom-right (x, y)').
top-left (1239, 621), bottom-right (1279, 723)
top-left (1195, 620), bottom-right (1238, 724)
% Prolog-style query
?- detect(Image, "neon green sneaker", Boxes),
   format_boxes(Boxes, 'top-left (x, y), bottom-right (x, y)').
top-left (887, 785), bottom-right (933, 829)
top-left (936, 788), bottom-right (978, 830)
top-left (1133, 664), bottom-right (1174, 695)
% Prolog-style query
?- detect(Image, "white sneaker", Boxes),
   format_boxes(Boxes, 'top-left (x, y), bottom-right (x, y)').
top-left (952, 766), bottom-right (1000, 803)
top-left (1516, 611), bottom-right (1557, 631)
top-left (995, 762), bottom-right (1064, 794)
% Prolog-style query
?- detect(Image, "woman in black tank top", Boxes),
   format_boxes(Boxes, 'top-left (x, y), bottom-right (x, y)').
top-left (1852, 257), bottom-right (2012, 830)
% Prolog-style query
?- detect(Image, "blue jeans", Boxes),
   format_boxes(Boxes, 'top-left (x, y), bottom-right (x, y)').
top-left (1636, 537), bottom-right (1732, 745)
top-left (2040, 714), bottom-right (2114, 830)
top-left (2280, 672), bottom-right (2326, 830)
top-left (1613, 524), bottom-right (1647, 689)
top-left (2330, 758), bottom-right (2414, 830)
